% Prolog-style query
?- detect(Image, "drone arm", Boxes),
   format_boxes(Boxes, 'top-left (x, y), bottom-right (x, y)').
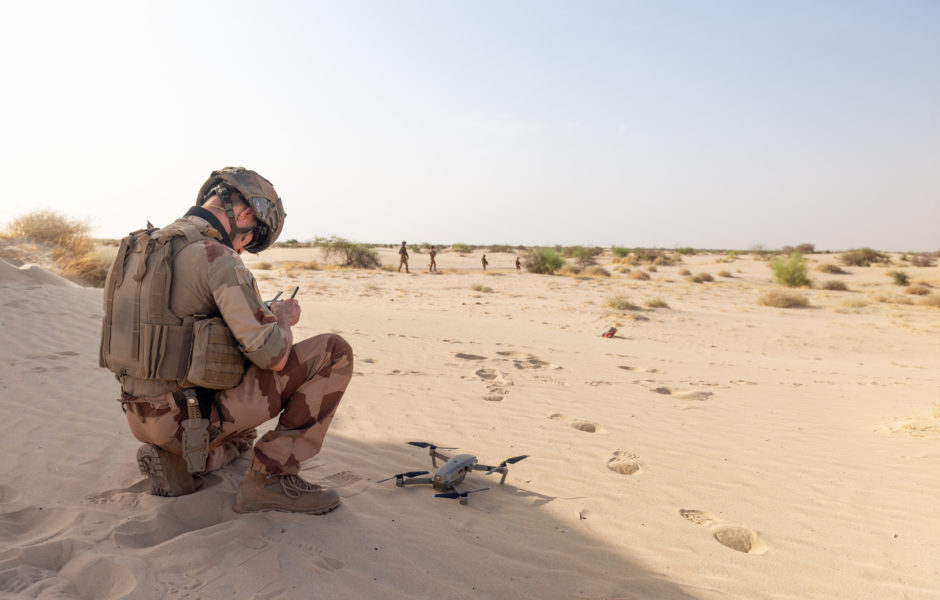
top-left (429, 449), bottom-right (450, 466)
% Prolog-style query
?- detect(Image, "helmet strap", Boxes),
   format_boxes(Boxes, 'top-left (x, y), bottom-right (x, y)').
top-left (211, 184), bottom-right (254, 236)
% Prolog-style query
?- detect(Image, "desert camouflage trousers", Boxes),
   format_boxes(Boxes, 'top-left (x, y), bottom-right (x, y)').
top-left (123, 334), bottom-right (353, 476)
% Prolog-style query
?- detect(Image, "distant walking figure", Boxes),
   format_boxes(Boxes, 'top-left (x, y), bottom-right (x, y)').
top-left (428, 246), bottom-right (437, 273)
top-left (398, 241), bottom-right (409, 273)
top-left (515, 256), bottom-right (521, 271)
top-left (481, 254), bottom-right (488, 271)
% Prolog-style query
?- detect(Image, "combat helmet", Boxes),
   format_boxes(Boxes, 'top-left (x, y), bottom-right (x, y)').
top-left (197, 167), bottom-right (285, 253)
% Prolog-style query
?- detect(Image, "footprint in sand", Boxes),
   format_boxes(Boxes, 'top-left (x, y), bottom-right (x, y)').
top-left (651, 387), bottom-right (713, 401)
top-left (679, 509), bottom-right (767, 555)
top-left (496, 350), bottom-right (560, 370)
top-left (548, 413), bottom-right (607, 434)
top-left (607, 450), bottom-right (641, 475)
top-left (474, 367), bottom-right (513, 401)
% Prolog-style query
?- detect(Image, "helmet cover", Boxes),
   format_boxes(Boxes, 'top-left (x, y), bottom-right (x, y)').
top-left (196, 167), bottom-right (285, 253)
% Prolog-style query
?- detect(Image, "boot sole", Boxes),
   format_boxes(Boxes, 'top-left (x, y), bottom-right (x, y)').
top-left (137, 444), bottom-right (201, 497)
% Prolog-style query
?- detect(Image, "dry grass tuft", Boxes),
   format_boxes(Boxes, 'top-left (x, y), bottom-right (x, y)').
top-left (905, 285), bottom-right (931, 296)
top-left (678, 268), bottom-right (692, 276)
top-left (558, 263), bottom-right (582, 276)
top-left (628, 270), bottom-right (650, 281)
top-left (717, 270), bottom-right (732, 278)
top-left (921, 294), bottom-right (940, 308)
top-left (471, 284), bottom-right (494, 293)
top-left (281, 261), bottom-right (320, 271)
top-left (255, 261), bottom-right (273, 270)
top-left (820, 280), bottom-right (849, 291)
top-left (608, 294), bottom-right (640, 310)
top-left (816, 263), bottom-right (847, 274)
top-left (2, 210), bottom-right (109, 286)
top-left (644, 297), bottom-right (669, 309)
top-left (758, 290), bottom-right (810, 308)
top-left (583, 266), bottom-right (611, 277)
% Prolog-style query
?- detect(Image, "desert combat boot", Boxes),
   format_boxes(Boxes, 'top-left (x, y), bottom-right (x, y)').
top-left (137, 444), bottom-right (200, 497)
top-left (233, 470), bottom-right (341, 515)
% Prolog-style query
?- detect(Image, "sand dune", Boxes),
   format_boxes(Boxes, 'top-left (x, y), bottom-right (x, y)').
top-left (1, 250), bottom-right (939, 599)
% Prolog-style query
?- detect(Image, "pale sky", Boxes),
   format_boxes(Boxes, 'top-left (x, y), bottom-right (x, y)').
top-left (1, 1), bottom-right (937, 251)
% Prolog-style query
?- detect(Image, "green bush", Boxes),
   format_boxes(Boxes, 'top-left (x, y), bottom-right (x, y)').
top-left (315, 236), bottom-right (380, 269)
top-left (770, 252), bottom-right (811, 287)
top-left (611, 246), bottom-right (630, 258)
top-left (891, 271), bottom-right (910, 286)
top-left (525, 247), bottom-right (564, 274)
top-left (450, 243), bottom-right (472, 253)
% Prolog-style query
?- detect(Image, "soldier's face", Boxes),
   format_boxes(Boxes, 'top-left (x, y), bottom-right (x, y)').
top-left (232, 207), bottom-right (259, 255)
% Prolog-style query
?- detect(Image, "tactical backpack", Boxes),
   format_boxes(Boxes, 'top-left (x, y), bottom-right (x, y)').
top-left (99, 220), bottom-right (246, 391)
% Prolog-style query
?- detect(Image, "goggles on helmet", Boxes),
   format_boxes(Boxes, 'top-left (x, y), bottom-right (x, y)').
top-left (243, 196), bottom-right (280, 252)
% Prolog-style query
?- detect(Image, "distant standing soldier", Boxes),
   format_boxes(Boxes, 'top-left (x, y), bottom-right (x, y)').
top-left (515, 256), bottom-right (521, 271)
top-left (481, 254), bottom-right (489, 271)
top-left (428, 245), bottom-right (437, 272)
top-left (398, 241), bottom-right (409, 273)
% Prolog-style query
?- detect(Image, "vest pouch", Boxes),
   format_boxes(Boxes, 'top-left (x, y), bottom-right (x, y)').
top-left (186, 317), bottom-right (246, 389)
top-left (139, 323), bottom-right (193, 381)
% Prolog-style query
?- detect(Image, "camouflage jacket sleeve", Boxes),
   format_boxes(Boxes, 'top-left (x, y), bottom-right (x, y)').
top-left (207, 248), bottom-right (290, 369)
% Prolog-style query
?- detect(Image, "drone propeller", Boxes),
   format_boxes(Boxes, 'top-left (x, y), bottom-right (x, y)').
top-left (376, 470), bottom-right (430, 484)
top-left (407, 441), bottom-right (457, 450)
top-left (485, 454), bottom-right (529, 474)
top-left (434, 487), bottom-right (490, 499)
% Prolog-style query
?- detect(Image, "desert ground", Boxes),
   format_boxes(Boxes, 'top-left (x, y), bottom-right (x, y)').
top-left (1, 244), bottom-right (938, 599)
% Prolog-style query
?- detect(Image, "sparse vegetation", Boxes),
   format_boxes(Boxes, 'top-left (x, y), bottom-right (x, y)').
top-left (678, 268), bottom-right (691, 276)
top-left (487, 244), bottom-right (516, 253)
top-left (770, 253), bottom-right (811, 287)
top-left (758, 290), bottom-right (810, 308)
top-left (905, 285), bottom-right (931, 295)
top-left (315, 236), bottom-right (380, 269)
top-left (908, 253), bottom-right (936, 267)
top-left (471, 284), bottom-right (494, 293)
top-left (562, 245), bottom-right (603, 266)
top-left (644, 297), bottom-right (670, 309)
top-left (782, 243), bottom-right (815, 255)
top-left (841, 247), bottom-right (889, 267)
top-left (687, 272), bottom-right (714, 284)
top-left (558, 263), bottom-right (582, 276)
top-left (2, 210), bottom-right (110, 286)
top-left (256, 261), bottom-right (272, 270)
top-left (611, 246), bottom-right (630, 258)
top-left (718, 270), bottom-right (732, 278)
top-left (627, 270), bottom-right (650, 281)
top-left (525, 247), bottom-right (565, 274)
top-left (608, 294), bottom-right (640, 310)
top-left (450, 243), bottom-right (472, 253)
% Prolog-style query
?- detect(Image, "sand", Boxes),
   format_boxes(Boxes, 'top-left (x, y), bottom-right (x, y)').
top-left (1, 247), bottom-right (938, 599)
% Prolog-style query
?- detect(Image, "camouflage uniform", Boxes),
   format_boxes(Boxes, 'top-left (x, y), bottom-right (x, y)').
top-left (120, 211), bottom-right (353, 476)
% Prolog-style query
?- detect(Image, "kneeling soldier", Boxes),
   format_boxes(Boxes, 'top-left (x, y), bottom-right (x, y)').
top-left (100, 167), bottom-right (353, 514)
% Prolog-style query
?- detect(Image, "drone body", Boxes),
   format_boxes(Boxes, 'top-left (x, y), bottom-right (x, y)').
top-left (379, 442), bottom-right (528, 505)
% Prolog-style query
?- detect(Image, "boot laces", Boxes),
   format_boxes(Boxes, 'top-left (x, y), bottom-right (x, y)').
top-left (280, 474), bottom-right (323, 498)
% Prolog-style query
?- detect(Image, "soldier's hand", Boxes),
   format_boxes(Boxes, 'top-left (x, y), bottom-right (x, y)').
top-left (271, 298), bottom-right (301, 326)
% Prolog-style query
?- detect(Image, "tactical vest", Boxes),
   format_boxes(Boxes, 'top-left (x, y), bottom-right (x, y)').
top-left (99, 220), bottom-right (246, 392)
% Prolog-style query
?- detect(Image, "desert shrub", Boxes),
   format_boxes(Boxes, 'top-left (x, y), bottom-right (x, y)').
top-left (890, 271), bottom-right (910, 286)
top-left (3, 210), bottom-right (110, 286)
top-left (611, 246), bottom-right (630, 258)
top-left (562, 245), bottom-right (603, 266)
top-left (281, 261), bottom-right (320, 271)
top-left (841, 247), bottom-right (889, 267)
top-left (770, 253), bottom-right (811, 287)
top-left (316, 236), bottom-right (380, 269)
top-left (687, 273), bottom-right (713, 284)
top-left (487, 244), bottom-right (515, 253)
top-left (471, 284), bottom-right (494, 293)
top-left (758, 290), bottom-right (809, 308)
top-left (678, 268), bottom-right (691, 276)
top-left (905, 285), bottom-right (930, 295)
top-left (816, 263), bottom-right (847, 274)
top-left (256, 261), bottom-right (272, 270)
top-left (583, 265), bottom-right (611, 277)
top-left (450, 243), bottom-right (472, 253)
top-left (525, 247), bottom-right (564, 274)
top-left (674, 247), bottom-right (698, 255)
top-left (608, 294), bottom-right (640, 310)
top-left (718, 270), bottom-right (732, 278)
top-left (627, 270), bottom-right (650, 281)
top-left (616, 266), bottom-right (631, 274)
top-left (644, 297), bottom-right (669, 308)
top-left (908, 253), bottom-right (936, 267)
top-left (820, 280), bottom-right (849, 291)
top-left (558, 263), bottom-right (582, 276)
top-left (921, 294), bottom-right (940, 308)
top-left (647, 265), bottom-right (657, 272)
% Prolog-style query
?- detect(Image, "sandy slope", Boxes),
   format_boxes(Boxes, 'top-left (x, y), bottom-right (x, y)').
top-left (1, 249), bottom-right (938, 600)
